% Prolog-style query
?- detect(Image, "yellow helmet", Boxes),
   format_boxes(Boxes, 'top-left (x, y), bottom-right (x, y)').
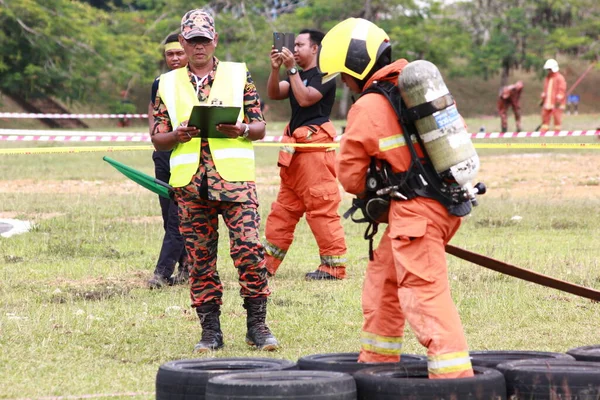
top-left (319, 18), bottom-right (390, 84)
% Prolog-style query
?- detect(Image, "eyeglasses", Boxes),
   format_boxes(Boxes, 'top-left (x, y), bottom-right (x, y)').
top-left (185, 37), bottom-right (213, 46)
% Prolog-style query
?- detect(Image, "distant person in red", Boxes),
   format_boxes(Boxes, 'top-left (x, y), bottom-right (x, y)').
top-left (540, 58), bottom-right (567, 132)
top-left (497, 81), bottom-right (523, 132)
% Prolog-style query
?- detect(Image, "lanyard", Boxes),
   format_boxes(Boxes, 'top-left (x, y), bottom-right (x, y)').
top-left (192, 73), bottom-right (209, 98)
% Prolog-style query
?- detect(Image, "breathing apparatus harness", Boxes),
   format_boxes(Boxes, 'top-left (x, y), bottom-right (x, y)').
top-left (343, 80), bottom-right (473, 259)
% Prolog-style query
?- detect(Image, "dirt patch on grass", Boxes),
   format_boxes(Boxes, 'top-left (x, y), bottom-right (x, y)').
top-left (113, 216), bottom-right (162, 224)
top-left (0, 179), bottom-right (139, 194)
top-left (48, 272), bottom-right (149, 303)
top-left (0, 153), bottom-right (598, 201)
top-left (259, 153), bottom-right (600, 201)
top-left (478, 153), bottom-right (600, 200)
top-left (0, 211), bottom-right (64, 219)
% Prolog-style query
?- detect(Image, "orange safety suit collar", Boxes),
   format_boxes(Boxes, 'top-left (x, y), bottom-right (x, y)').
top-left (361, 60), bottom-right (409, 92)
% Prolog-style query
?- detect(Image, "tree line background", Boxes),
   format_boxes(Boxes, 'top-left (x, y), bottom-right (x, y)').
top-left (0, 0), bottom-right (598, 120)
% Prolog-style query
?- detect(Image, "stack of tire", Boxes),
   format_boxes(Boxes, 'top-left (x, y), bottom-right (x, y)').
top-left (294, 350), bottom-right (600, 399)
top-left (156, 347), bottom-right (600, 399)
top-left (297, 352), bottom-right (506, 399)
top-left (155, 357), bottom-right (357, 399)
top-left (155, 358), bottom-right (297, 399)
top-left (459, 349), bottom-right (600, 400)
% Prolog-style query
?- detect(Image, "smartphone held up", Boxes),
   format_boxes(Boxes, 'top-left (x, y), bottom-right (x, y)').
top-left (273, 32), bottom-right (295, 52)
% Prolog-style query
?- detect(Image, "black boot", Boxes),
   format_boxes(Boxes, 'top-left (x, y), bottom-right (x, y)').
top-left (172, 264), bottom-right (189, 285)
top-left (194, 303), bottom-right (224, 352)
top-left (243, 298), bottom-right (279, 351)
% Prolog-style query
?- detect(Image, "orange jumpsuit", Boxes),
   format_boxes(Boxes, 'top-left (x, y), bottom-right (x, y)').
top-left (497, 83), bottom-right (523, 132)
top-left (540, 71), bottom-right (567, 132)
top-left (336, 59), bottom-right (474, 379)
top-left (264, 121), bottom-right (347, 278)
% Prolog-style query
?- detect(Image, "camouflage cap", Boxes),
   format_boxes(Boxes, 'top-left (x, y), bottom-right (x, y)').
top-left (181, 9), bottom-right (215, 40)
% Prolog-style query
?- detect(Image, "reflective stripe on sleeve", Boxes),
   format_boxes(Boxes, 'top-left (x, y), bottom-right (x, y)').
top-left (379, 134), bottom-right (417, 152)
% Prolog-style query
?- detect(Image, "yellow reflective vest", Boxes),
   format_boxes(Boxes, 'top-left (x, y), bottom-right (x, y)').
top-left (157, 62), bottom-right (255, 187)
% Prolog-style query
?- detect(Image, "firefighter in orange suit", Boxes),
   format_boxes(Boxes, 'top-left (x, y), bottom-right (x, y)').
top-left (319, 18), bottom-right (474, 379)
top-left (540, 58), bottom-right (567, 132)
top-left (264, 29), bottom-right (347, 280)
top-left (497, 81), bottom-right (523, 132)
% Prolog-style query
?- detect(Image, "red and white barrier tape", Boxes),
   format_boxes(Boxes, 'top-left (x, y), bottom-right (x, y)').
top-left (0, 112), bottom-right (148, 119)
top-left (0, 129), bottom-right (598, 142)
top-left (472, 130), bottom-right (599, 138)
top-left (1, 135), bottom-right (151, 142)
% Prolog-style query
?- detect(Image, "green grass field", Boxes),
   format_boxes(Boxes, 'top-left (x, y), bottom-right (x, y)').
top-left (0, 113), bottom-right (599, 398)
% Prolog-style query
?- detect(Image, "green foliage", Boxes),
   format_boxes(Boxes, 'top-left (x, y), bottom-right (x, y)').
top-left (0, 0), bottom-right (597, 111)
top-left (0, 0), bottom-right (157, 104)
top-left (389, 16), bottom-right (471, 67)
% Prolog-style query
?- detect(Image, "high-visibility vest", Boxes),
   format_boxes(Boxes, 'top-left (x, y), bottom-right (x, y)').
top-left (158, 62), bottom-right (255, 187)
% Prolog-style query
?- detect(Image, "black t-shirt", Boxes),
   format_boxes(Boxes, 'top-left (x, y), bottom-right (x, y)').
top-left (150, 76), bottom-right (172, 162)
top-left (287, 67), bottom-right (336, 134)
top-left (150, 77), bottom-right (160, 103)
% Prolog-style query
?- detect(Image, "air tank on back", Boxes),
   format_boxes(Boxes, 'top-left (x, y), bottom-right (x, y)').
top-left (397, 60), bottom-right (481, 203)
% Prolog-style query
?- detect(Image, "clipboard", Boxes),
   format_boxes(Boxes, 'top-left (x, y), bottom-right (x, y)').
top-left (188, 105), bottom-right (241, 138)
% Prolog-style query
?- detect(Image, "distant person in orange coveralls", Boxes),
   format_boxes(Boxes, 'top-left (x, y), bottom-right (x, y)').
top-left (497, 81), bottom-right (523, 132)
top-left (263, 29), bottom-right (347, 281)
top-left (540, 58), bottom-right (567, 132)
top-left (319, 18), bottom-right (474, 379)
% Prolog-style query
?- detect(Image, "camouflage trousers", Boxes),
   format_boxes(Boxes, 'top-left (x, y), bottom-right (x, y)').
top-left (177, 193), bottom-right (270, 307)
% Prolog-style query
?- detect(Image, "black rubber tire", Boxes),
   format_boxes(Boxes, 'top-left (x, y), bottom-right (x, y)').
top-left (469, 350), bottom-right (575, 368)
top-left (567, 344), bottom-right (600, 362)
top-left (205, 370), bottom-right (356, 400)
top-left (297, 352), bottom-right (427, 374)
top-left (353, 364), bottom-right (506, 400)
top-left (496, 359), bottom-right (600, 399)
top-left (156, 357), bottom-right (297, 400)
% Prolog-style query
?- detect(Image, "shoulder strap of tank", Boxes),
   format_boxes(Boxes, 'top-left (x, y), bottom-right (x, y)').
top-left (362, 81), bottom-right (471, 216)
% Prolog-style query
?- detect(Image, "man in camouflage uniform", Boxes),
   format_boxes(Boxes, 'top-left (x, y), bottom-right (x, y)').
top-left (151, 9), bottom-right (278, 352)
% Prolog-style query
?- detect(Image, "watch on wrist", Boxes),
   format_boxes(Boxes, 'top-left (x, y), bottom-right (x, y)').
top-left (242, 123), bottom-right (250, 138)
top-left (287, 67), bottom-right (298, 76)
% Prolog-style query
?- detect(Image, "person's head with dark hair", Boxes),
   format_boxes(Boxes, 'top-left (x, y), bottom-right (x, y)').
top-left (163, 32), bottom-right (187, 70)
top-left (165, 33), bottom-right (180, 45)
top-left (299, 29), bottom-right (325, 47)
top-left (294, 29), bottom-right (325, 70)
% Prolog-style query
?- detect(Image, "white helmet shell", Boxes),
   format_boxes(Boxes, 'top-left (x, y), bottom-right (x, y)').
top-left (543, 58), bottom-right (559, 73)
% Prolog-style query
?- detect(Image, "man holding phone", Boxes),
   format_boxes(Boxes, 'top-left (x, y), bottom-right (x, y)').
top-left (264, 29), bottom-right (347, 281)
